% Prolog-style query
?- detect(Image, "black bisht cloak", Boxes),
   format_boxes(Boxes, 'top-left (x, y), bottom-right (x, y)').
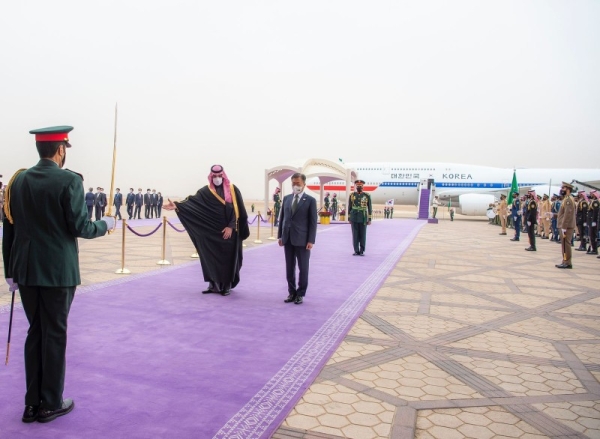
top-left (175, 185), bottom-right (250, 288)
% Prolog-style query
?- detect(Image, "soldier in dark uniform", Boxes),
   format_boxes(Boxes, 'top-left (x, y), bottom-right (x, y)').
top-left (550, 194), bottom-right (561, 243)
top-left (575, 190), bottom-right (589, 251)
top-left (510, 191), bottom-right (521, 241)
top-left (273, 187), bottom-right (281, 226)
top-left (525, 190), bottom-right (537, 251)
top-left (324, 192), bottom-right (330, 213)
top-left (348, 179), bottom-right (372, 255)
top-left (587, 190), bottom-right (599, 255)
top-left (331, 193), bottom-right (338, 220)
top-left (2, 126), bottom-right (114, 423)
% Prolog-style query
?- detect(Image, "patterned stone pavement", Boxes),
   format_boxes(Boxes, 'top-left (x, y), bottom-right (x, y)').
top-left (275, 219), bottom-right (600, 439)
top-left (2, 210), bottom-right (599, 438)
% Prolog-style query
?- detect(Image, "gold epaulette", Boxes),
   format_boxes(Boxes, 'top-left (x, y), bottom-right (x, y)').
top-left (3, 168), bottom-right (28, 224)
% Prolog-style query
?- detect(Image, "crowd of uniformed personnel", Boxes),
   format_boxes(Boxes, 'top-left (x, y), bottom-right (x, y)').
top-left (491, 182), bottom-right (600, 269)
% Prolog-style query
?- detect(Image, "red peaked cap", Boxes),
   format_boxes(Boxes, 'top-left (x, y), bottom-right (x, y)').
top-left (29, 125), bottom-right (73, 146)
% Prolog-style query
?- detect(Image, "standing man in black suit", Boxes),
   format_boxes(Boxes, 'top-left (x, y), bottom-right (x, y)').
top-left (94, 187), bottom-right (107, 221)
top-left (85, 187), bottom-right (95, 220)
top-left (126, 188), bottom-right (135, 220)
top-left (156, 191), bottom-right (164, 217)
top-left (278, 173), bottom-right (317, 305)
top-left (113, 188), bottom-right (123, 220)
top-left (151, 189), bottom-right (158, 218)
top-left (134, 188), bottom-right (143, 219)
top-left (144, 188), bottom-right (152, 218)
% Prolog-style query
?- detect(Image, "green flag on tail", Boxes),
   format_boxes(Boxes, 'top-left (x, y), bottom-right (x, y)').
top-left (508, 169), bottom-right (518, 204)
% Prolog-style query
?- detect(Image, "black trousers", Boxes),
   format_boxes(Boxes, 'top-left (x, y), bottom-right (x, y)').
top-left (126, 204), bottom-right (133, 219)
top-left (590, 224), bottom-right (598, 251)
top-left (95, 205), bottom-right (102, 221)
top-left (133, 205), bottom-right (141, 219)
top-left (351, 221), bottom-right (367, 254)
top-left (145, 204), bottom-right (151, 218)
top-left (577, 223), bottom-right (586, 247)
top-left (19, 285), bottom-right (76, 410)
top-left (86, 205), bottom-right (93, 220)
top-left (528, 224), bottom-right (536, 249)
top-left (284, 243), bottom-right (311, 297)
top-left (115, 205), bottom-right (122, 220)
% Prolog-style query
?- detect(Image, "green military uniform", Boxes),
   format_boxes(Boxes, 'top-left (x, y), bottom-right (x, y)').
top-left (273, 190), bottom-right (281, 226)
top-left (331, 195), bottom-right (338, 220)
top-left (324, 193), bottom-right (330, 212)
top-left (348, 179), bottom-right (372, 255)
top-left (2, 126), bottom-right (108, 419)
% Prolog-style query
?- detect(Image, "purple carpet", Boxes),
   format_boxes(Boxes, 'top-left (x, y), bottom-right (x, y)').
top-left (0, 219), bottom-right (424, 439)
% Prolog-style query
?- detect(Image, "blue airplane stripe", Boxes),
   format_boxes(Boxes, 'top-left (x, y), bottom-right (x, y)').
top-left (379, 182), bottom-right (544, 189)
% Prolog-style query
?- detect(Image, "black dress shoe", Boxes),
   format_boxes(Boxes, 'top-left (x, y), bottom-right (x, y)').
top-left (284, 294), bottom-right (296, 303)
top-left (294, 296), bottom-right (303, 305)
top-left (37, 399), bottom-right (74, 423)
top-left (22, 405), bottom-right (39, 423)
top-left (499, 233), bottom-right (507, 235)
top-left (555, 263), bottom-right (572, 269)
top-left (576, 247), bottom-right (586, 251)
top-left (220, 289), bottom-right (231, 296)
top-left (589, 251), bottom-right (598, 255)
top-left (352, 252), bottom-right (359, 256)
top-left (202, 289), bottom-right (217, 294)
top-left (525, 247), bottom-right (536, 251)
top-left (359, 252), bottom-right (365, 256)
top-left (510, 238), bottom-right (519, 241)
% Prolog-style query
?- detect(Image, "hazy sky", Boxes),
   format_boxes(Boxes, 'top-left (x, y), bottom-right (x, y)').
top-left (1, 0), bottom-right (598, 199)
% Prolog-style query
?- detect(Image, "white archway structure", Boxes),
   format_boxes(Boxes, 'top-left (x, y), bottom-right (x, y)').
top-left (264, 159), bottom-right (357, 212)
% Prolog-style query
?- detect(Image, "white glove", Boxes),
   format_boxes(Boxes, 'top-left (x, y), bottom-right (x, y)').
top-left (101, 216), bottom-right (116, 231)
top-left (584, 223), bottom-right (587, 227)
top-left (562, 229), bottom-right (566, 234)
top-left (527, 221), bottom-right (531, 226)
top-left (6, 278), bottom-right (18, 292)
top-left (593, 222), bottom-right (597, 227)
top-left (513, 217), bottom-right (517, 221)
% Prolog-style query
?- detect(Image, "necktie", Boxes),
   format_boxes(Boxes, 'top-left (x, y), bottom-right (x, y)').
top-left (292, 194), bottom-right (299, 214)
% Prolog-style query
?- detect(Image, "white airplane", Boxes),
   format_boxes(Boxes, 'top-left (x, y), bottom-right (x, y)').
top-left (306, 162), bottom-right (600, 216)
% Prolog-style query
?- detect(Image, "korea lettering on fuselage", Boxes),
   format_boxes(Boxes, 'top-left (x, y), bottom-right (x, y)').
top-left (441, 174), bottom-right (473, 180)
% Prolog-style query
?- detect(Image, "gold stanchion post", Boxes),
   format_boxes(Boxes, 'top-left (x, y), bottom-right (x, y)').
top-left (254, 211), bottom-right (263, 244)
top-left (115, 219), bottom-right (131, 274)
top-left (157, 216), bottom-right (171, 265)
top-left (268, 209), bottom-right (276, 240)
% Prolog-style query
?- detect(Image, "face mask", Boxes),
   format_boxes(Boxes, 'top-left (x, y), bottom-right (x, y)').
top-left (356, 186), bottom-right (363, 192)
top-left (213, 177), bottom-right (223, 186)
top-left (292, 185), bottom-right (302, 194)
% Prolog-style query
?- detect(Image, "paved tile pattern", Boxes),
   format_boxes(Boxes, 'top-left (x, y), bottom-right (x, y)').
top-left (278, 219), bottom-right (600, 438)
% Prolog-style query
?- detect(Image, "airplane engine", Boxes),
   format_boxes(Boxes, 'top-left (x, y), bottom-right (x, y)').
top-left (458, 194), bottom-right (496, 216)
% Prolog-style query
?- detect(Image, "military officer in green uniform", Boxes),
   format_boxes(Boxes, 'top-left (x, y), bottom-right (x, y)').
top-left (331, 193), bottom-right (338, 220)
top-left (273, 187), bottom-right (281, 226)
top-left (348, 179), bottom-right (372, 255)
top-left (2, 126), bottom-right (115, 423)
top-left (324, 192), bottom-right (331, 213)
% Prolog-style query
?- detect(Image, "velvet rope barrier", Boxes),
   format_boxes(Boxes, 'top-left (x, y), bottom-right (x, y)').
top-left (126, 222), bottom-right (163, 237)
top-left (166, 220), bottom-right (186, 233)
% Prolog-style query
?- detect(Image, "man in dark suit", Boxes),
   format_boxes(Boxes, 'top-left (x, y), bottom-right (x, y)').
top-left (134, 188), bottom-right (143, 219)
top-left (151, 189), bottom-right (158, 218)
top-left (126, 188), bottom-right (135, 219)
top-left (278, 173), bottom-right (317, 305)
top-left (2, 126), bottom-right (114, 423)
top-left (113, 188), bottom-right (123, 220)
top-left (156, 191), bottom-right (164, 217)
top-left (144, 188), bottom-right (152, 218)
top-left (94, 187), bottom-right (107, 221)
top-left (84, 187), bottom-right (95, 219)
